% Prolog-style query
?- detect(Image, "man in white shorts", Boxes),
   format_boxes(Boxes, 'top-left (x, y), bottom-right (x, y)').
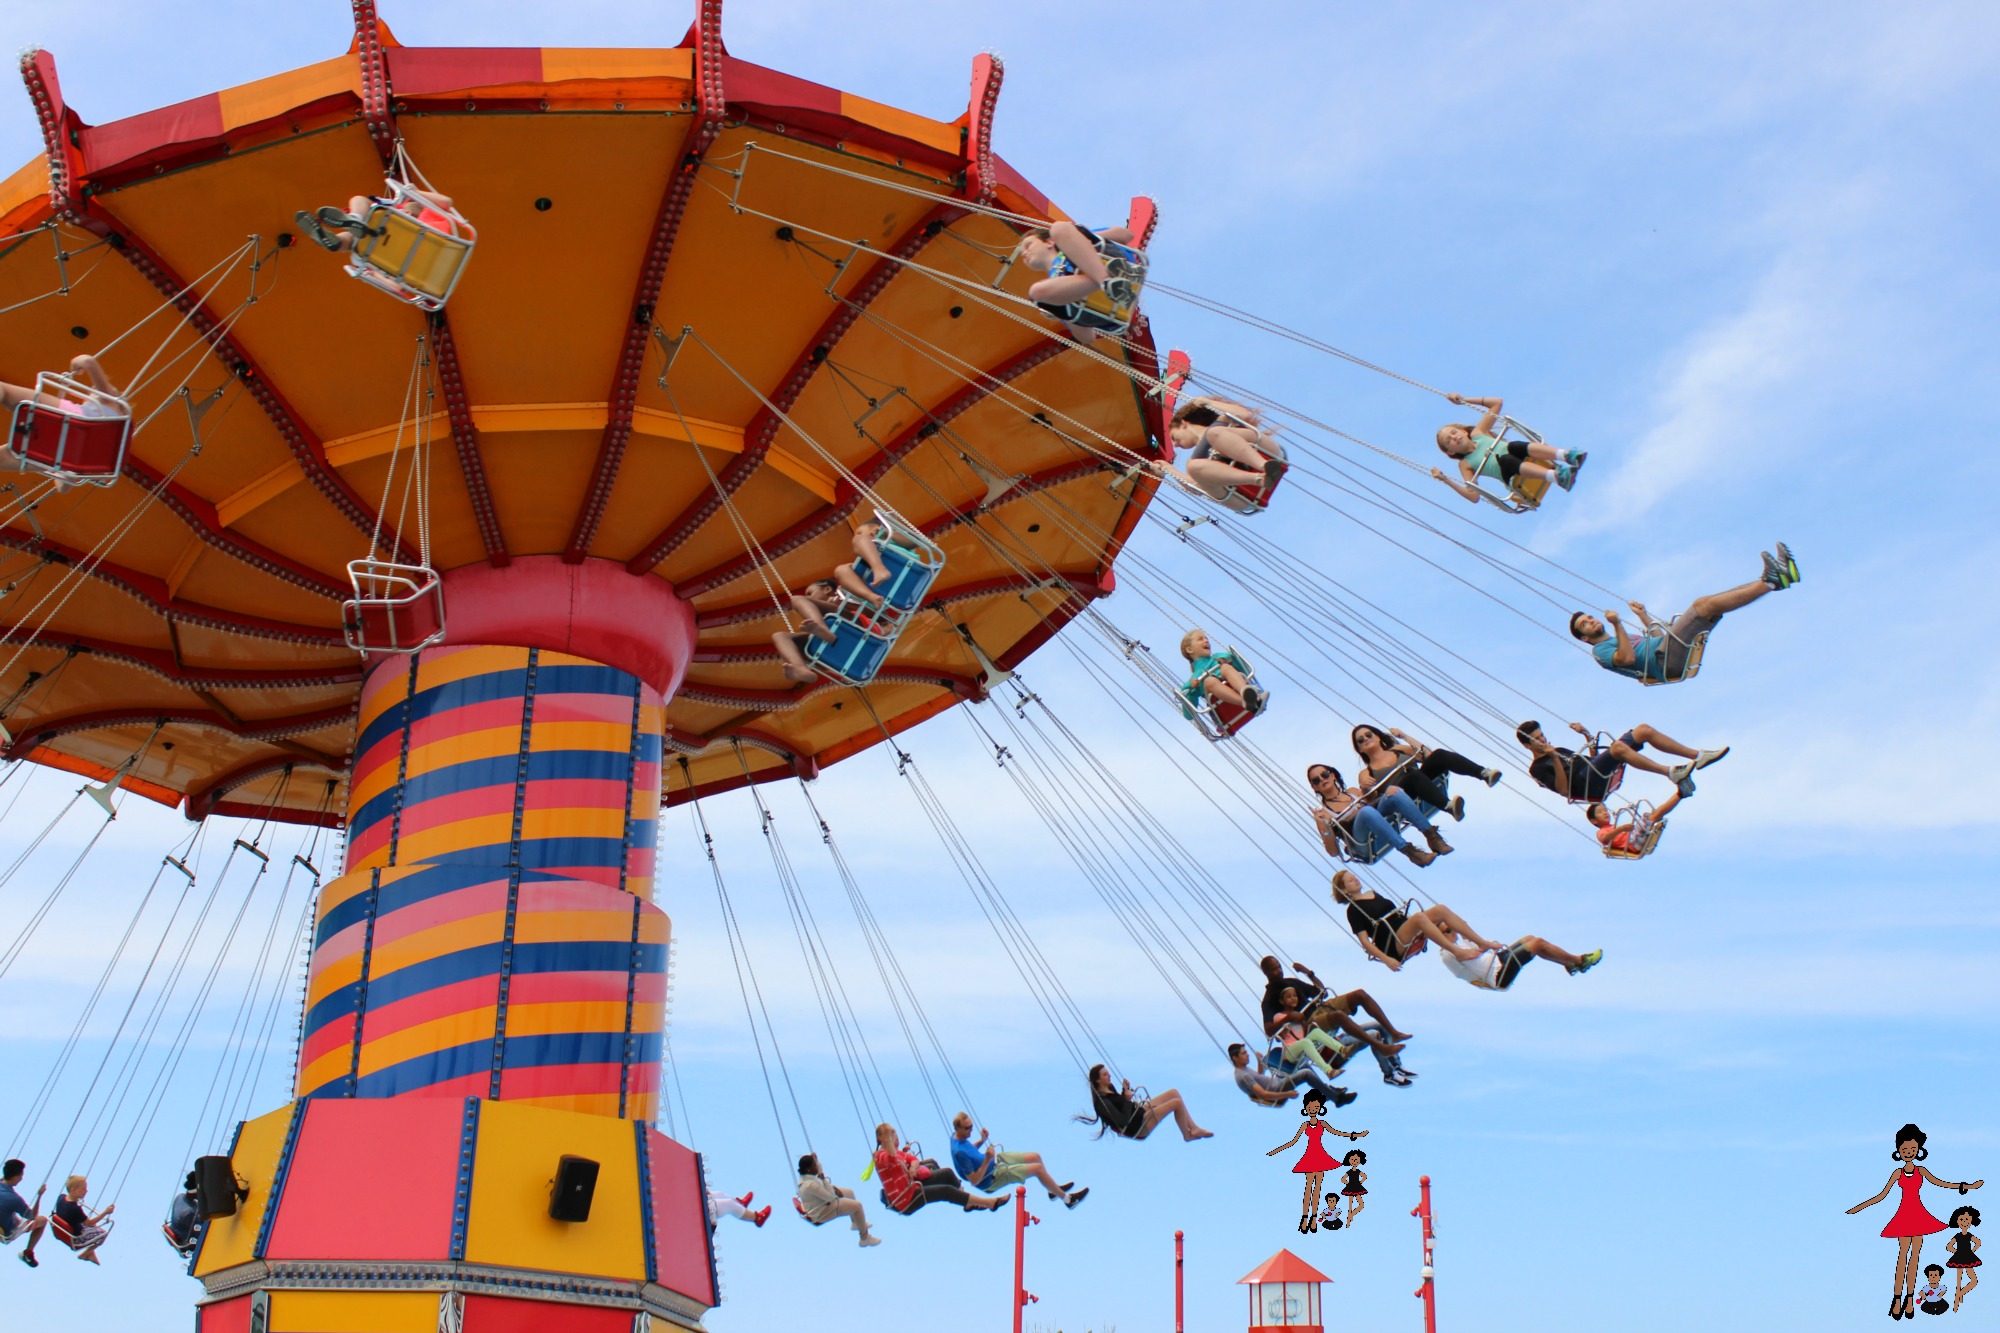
top-left (1434, 925), bottom-right (1602, 991)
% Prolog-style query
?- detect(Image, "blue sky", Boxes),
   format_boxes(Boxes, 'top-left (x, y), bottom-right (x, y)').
top-left (0, 2), bottom-right (1995, 1331)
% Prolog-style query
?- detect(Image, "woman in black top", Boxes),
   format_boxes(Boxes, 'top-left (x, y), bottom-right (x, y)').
top-left (1351, 724), bottom-right (1499, 818)
top-left (1332, 870), bottom-right (1499, 972)
top-left (1077, 1065), bottom-right (1212, 1142)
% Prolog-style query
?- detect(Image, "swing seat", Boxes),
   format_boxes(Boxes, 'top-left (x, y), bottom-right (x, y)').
top-left (1602, 817), bottom-right (1667, 861)
top-left (1336, 773), bottom-right (1445, 865)
top-left (804, 608), bottom-right (894, 686)
top-left (6, 372), bottom-right (131, 486)
top-left (342, 559), bottom-right (446, 654)
top-left (344, 183), bottom-right (476, 312)
top-left (1219, 437), bottom-right (1288, 516)
top-left (792, 1197), bottom-right (829, 1226)
top-left (1639, 627), bottom-right (1708, 686)
top-left (1181, 650), bottom-right (1262, 740)
top-left (161, 1221), bottom-right (196, 1257)
top-left (853, 509), bottom-right (945, 613)
top-left (1472, 417), bottom-right (1553, 514)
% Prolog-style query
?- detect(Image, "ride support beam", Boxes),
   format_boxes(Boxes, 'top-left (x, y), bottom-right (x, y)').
top-left (563, 0), bottom-right (727, 563)
top-left (620, 51), bottom-right (1009, 576)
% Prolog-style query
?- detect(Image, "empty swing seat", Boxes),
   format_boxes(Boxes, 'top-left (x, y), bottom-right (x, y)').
top-left (342, 559), bottom-right (446, 654)
top-left (345, 183), bottom-right (476, 312)
top-left (6, 372), bottom-right (131, 486)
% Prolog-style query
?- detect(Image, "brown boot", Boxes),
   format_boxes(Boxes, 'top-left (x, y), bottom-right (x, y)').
top-left (1400, 844), bottom-right (1435, 867)
top-left (1424, 828), bottom-right (1453, 856)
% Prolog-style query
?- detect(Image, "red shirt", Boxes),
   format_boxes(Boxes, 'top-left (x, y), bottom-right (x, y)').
top-left (874, 1148), bottom-right (921, 1211)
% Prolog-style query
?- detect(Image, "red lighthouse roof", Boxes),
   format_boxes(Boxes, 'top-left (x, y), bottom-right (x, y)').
top-left (1237, 1249), bottom-right (1334, 1286)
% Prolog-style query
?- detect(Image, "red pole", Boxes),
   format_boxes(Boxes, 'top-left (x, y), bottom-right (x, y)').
top-left (1411, 1175), bottom-right (1437, 1333)
top-left (1014, 1185), bottom-right (1039, 1333)
top-left (1174, 1229), bottom-right (1185, 1333)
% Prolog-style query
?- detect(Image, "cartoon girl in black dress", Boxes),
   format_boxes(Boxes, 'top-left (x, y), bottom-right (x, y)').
top-left (1946, 1204), bottom-right (1981, 1312)
top-left (1339, 1148), bottom-right (1369, 1229)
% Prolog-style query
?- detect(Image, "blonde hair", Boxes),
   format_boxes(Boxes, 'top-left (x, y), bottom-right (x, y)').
top-left (1178, 628), bottom-right (1209, 662)
top-left (64, 1174), bottom-right (85, 1194)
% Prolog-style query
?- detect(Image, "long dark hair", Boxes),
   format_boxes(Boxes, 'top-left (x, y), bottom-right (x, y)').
top-left (1896, 1123), bottom-right (1930, 1161)
top-left (1073, 1063), bottom-right (1120, 1139)
top-left (1350, 723), bottom-right (1396, 758)
top-left (1306, 762), bottom-right (1345, 796)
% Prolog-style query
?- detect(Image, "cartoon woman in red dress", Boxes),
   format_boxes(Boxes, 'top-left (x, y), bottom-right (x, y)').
top-left (1266, 1091), bottom-right (1366, 1234)
top-left (1847, 1123), bottom-right (1984, 1320)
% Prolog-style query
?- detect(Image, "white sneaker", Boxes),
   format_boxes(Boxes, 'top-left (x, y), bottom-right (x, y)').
top-left (859, 1233), bottom-right (882, 1247)
top-left (1694, 747), bottom-right (1729, 769)
top-left (1669, 761), bottom-right (1694, 783)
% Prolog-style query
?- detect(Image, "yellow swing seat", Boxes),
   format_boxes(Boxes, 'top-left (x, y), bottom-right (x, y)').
top-left (345, 182), bottom-right (476, 312)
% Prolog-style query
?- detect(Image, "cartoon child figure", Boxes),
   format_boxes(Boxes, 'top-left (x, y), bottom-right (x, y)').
top-left (1847, 1122), bottom-right (1984, 1320)
top-left (1318, 1192), bottom-right (1343, 1233)
top-left (1339, 1148), bottom-right (1369, 1229)
top-left (1266, 1091), bottom-right (1365, 1236)
top-left (1947, 1204), bottom-right (1982, 1311)
top-left (1915, 1265), bottom-right (1950, 1316)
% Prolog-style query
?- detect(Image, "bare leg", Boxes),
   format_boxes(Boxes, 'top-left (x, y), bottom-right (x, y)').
top-left (772, 631), bottom-right (817, 683)
top-left (1402, 906), bottom-right (1495, 959)
top-left (1324, 1010), bottom-right (1404, 1056)
top-left (1685, 578), bottom-right (1774, 620)
top-left (1330, 988), bottom-right (1412, 1042)
top-left (833, 563), bottom-right (885, 606)
top-left (1625, 723), bottom-right (1699, 760)
top-left (1202, 674), bottom-right (1250, 711)
top-left (1605, 738), bottom-right (1675, 778)
top-left (1139, 1090), bottom-right (1211, 1141)
top-left (851, 530), bottom-right (891, 584)
top-left (1024, 1159), bottom-right (1068, 1199)
top-left (789, 595), bottom-right (837, 641)
top-left (1299, 1172), bottom-right (1321, 1231)
top-left (1347, 1193), bottom-right (1365, 1226)
top-left (1185, 456), bottom-right (1263, 500)
top-left (1518, 934), bottom-right (1583, 970)
top-left (1199, 425), bottom-right (1275, 470)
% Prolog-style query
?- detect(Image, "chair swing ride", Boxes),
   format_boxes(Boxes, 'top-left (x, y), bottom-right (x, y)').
top-left (0, 2), bottom-right (1755, 1328)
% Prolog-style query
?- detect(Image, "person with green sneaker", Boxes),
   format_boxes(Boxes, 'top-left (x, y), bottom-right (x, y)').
top-left (1430, 924), bottom-right (1602, 991)
top-left (1569, 542), bottom-right (1799, 684)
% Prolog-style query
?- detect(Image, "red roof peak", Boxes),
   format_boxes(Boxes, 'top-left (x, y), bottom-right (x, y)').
top-left (1236, 1248), bottom-right (1334, 1286)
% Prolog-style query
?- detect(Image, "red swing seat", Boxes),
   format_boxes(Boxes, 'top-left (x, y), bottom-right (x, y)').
top-left (6, 372), bottom-right (131, 486)
top-left (342, 559), bottom-right (446, 654)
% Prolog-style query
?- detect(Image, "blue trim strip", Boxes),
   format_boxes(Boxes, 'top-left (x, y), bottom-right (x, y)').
top-left (693, 1150), bottom-right (720, 1306)
top-left (618, 895), bottom-right (643, 1119)
top-left (449, 1096), bottom-right (481, 1261)
top-left (342, 869), bottom-right (384, 1097)
top-left (489, 649), bottom-right (539, 1100)
top-left (251, 1099), bottom-right (308, 1260)
top-left (384, 655), bottom-right (420, 866)
top-left (635, 1122), bottom-right (658, 1283)
top-left (350, 1031), bottom-right (662, 1099)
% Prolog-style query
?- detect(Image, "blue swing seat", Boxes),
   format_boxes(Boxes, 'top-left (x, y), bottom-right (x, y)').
top-left (805, 610), bottom-right (894, 686)
top-left (801, 509), bottom-right (945, 687)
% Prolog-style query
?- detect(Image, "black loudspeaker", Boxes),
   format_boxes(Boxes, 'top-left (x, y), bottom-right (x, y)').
top-left (549, 1155), bottom-right (600, 1222)
top-left (195, 1155), bottom-right (243, 1221)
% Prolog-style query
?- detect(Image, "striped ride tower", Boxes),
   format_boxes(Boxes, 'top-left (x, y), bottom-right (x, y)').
top-left (298, 644), bottom-right (668, 1117)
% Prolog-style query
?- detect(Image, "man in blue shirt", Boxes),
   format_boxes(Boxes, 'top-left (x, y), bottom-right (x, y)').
top-left (948, 1113), bottom-right (1087, 1210)
top-left (1, 1158), bottom-right (48, 1267)
top-left (1570, 544), bottom-right (1797, 684)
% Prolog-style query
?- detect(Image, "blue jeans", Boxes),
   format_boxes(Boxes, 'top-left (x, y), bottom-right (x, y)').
top-left (1346, 790), bottom-right (1435, 858)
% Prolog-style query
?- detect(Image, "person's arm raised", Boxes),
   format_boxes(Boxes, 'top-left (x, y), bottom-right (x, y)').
top-left (1606, 611), bottom-right (1637, 667)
